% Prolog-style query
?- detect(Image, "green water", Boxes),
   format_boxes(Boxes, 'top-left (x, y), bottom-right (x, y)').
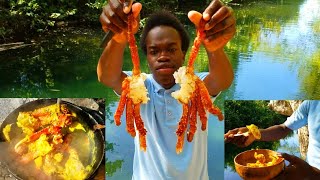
top-left (1, 0), bottom-right (320, 99)
top-left (1, 0), bottom-right (318, 179)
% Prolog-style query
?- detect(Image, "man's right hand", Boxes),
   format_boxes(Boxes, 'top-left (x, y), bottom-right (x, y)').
top-left (99, 0), bottom-right (142, 44)
top-left (224, 127), bottom-right (256, 147)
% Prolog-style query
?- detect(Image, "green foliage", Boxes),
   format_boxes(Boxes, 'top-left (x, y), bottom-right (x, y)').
top-left (225, 100), bottom-right (287, 132)
top-left (1, 0), bottom-right (219, 41)
top-left (2, 0), bottom-right (106, 41)
top-left (105, 141), bottom-right (115, 152)
top-left (105, 140), bottom-right (124, 177)
top-left (105, 159), bottom-right (124, 177)
top-left (9, 0), bottom-right (78, 31)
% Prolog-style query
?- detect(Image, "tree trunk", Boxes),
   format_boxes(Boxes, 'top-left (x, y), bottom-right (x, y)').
top-left (298, 126), bottom-right (309, 160)
top-left (268, 100), bottom-right (308, 159)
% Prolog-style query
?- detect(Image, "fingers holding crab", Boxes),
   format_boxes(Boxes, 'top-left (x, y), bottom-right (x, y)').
top-left (172, 17), bottom-right (224, 154)
top-left (113, 13), bottom-right (149, 151)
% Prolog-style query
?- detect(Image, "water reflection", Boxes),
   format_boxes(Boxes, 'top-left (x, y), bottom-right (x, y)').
top-left (226, 0), bottom-right (320, 99)
top-left (0, 0), bottom-right (319, 99)
top-left (0, 28), bottom-right (109, 97)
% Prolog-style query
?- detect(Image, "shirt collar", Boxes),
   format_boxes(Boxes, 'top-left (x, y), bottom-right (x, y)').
top-left (150, 75), bottom-right (180, 93)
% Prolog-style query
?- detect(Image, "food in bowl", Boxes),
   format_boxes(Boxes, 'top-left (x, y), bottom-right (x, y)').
top-left (234, 149), bottom-right (285, 180)
top-left (246, 152), bottom-right (284, 167)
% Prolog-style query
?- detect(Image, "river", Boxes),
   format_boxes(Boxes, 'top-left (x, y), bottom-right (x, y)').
top-left (0, 0), bottom-right (318, 179)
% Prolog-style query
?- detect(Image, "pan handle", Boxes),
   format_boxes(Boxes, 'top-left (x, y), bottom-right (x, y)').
top-left (80, 106), bottom-right (105, 125)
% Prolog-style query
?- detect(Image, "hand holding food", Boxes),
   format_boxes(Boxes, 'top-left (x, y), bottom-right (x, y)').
top-left (187, 0), bottom-right (236, 53)
top-left (114, 13), bottom-right (149, 152)
top-left (99, 0), bottom-right (142, 44)
top-left (171, 18), bottom-right (223, 154)
top-left (225, 124), bottom-right (260, 147)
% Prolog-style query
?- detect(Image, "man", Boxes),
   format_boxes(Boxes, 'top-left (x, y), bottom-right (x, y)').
top-left (225, 100), bottom-right (320, 179)
top-left (98, 0), bottom-right (235, 179)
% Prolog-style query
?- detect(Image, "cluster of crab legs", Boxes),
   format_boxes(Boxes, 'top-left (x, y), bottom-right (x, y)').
top-left (114, 13), bottom-right (149, 152)
top-left (14, 105), bottom-right (73, 155)
top-left (114, 14), bottom-right (223, 154)
top-left (172, 19), bottom-right (224, 154)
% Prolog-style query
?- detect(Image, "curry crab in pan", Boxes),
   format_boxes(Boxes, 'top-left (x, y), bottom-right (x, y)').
top-left (0, 99), bottom-right (105, 180)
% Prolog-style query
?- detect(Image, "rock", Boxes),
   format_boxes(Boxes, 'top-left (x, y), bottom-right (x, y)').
top-left (298, 126), bottom-right (309, 160)
top-left (268, 100), bottom-right (293, 116)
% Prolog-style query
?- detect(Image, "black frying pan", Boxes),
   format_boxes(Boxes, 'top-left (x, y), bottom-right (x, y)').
top-left (0, 99), bottom-right (105, 180)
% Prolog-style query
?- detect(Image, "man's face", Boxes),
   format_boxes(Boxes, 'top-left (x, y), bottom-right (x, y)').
top-left (145, 26), bottom-right (185, 89)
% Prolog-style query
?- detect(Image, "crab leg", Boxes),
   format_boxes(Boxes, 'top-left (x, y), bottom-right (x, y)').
top-left (187, 90), bottom-right (198, 142)
top-left (114, 78), bottom-right (130, 126)
top-left (127, 13), bottom-right (140, 76)
top-left (197, 79), bottom-right (223, 121)
top-left (126, 98), bottom-right (136, 137)
top-left (176, 104), bottom-right (189, 154)
top-left (113, 12), bottom-right (149, 151)
top-left (14, 126), bottom-right (62, 153)
top-left (187, 19), bottom-right (206, 71)
top-left (133, 103), bottom-right (147, 151)
top-left (172, 18), bottom-right (225, 153)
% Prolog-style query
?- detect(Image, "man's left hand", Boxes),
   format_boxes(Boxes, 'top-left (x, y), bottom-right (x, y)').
top-left (274, 153), bottom-right (320, 180)
top-left (188, 0), bottom-right (236, 52)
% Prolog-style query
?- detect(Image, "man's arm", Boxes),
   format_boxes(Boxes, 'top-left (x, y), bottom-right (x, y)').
top-left (97, 1), bottom-right (142, 94)
top-left (188, 0), bottom-right (236, 96)
top-left (259, 124), bottom-right (292, 141)
top-left (204, 49), bottom-right (234, 96)
top-left (97, 39), bottom-right (128, 94)
top-left (224, 124), bottom-right (292, 147)
top-left (275, 153), bottom-right (320, 180)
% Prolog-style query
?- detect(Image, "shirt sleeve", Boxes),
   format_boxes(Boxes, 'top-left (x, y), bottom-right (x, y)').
top-left (284, 101), bottom-right (309, 130)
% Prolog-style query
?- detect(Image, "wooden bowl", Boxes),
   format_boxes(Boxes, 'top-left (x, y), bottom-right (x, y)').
top-left (234, 149), bottom-right (285, 180)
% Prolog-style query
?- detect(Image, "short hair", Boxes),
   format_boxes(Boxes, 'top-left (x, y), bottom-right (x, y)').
top-left (140, 10), bottom-right (190, 54)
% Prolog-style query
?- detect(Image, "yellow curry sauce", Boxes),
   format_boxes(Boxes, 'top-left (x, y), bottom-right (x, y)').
top-left (3, 104), bottom-right (94, 179)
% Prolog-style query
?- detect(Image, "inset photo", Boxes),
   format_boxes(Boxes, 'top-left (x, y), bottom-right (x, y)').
top-left (224, 100), bottom-right (319, 180)
top-left (0, 98), bottom-right (105, 180)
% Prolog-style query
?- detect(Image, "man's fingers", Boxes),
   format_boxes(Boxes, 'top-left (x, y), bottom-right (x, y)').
top-left (100, 12), bottom-right (108, 32)
top-left (109, 0), bottom-right (127, 23)
top-left (123, 0), bottom-right (133, 14)
top-left (280, 153), bottom-right (304, 164)
top-left (202, 0), bottom-right (223, 21)
top-left (225, 128), bottom-right (240, 137)
top-left (100, 12), bottom-right (121, 33)
top-left (205, 6), bottom-right (232, 30)
top-left (234, 136), bottom-right (248, 148)
top-left (132, 3), bottom-right (142, 18)
top-left (106, 8), bottom-right (127, 30)
top-left (205, 16), bottom-right (235, 37)
top-left (188, 10), bottom-right (203, 28)
top-left (204, 23), bottom-right (235, 43)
